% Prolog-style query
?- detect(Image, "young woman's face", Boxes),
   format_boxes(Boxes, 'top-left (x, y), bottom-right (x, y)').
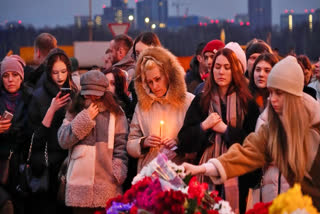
top-left (2, 71), bottom-right (22, 93)
top-left (254, 60), bottom-right (272, 89)
top-left (51, 60), bottom-right (68, 88)
top-left (135, 41), bottom-right (150, 60)
top-left (269, 87), bottom-right (284, 115)
top-left (145, 65), bottom-right (168, 98)
top-left (213, 55), bottom-right (232, 89)
top-left (248, 53), bottom-right (261, 76)
top-left (106, 73), bottom-right (115, 94)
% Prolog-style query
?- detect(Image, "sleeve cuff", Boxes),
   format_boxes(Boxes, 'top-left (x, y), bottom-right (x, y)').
top-left (206, 158), bottom-right (228, 184)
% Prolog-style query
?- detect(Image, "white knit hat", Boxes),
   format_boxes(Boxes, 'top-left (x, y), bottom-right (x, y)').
top-left (225, 42), bottom-right (247, 73)
top-left (267, 56), bottom-right (304, 97)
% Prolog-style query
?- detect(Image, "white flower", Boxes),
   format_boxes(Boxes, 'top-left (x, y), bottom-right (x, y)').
top-left (213, 200), bottom-right (234, 214)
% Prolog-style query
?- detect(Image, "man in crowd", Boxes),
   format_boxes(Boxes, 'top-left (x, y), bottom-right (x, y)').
top-left (25, 33), bottom-right (58, 88)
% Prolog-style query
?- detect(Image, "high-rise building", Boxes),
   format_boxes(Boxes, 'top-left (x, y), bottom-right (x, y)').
top-left (280, 9), bottom-right (319, 32)
top-left (136, 0), bottom-right (168, 30)
top-left (248, 0), bottom-right (272, 30)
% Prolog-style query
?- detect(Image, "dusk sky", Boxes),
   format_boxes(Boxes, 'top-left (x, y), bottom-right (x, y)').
top-left (1, 0), bottom-right (319, 28)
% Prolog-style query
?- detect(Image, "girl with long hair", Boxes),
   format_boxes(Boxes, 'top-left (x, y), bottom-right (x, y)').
top-left (249, 53), bottom-right (279, 112)
top-left (178, 48), bottom-right (260, 213)
top-left (27, 48), bottom-right (77, 214)
top-left (183, 56), bottom-right (320, 211)
top-left (58, 70), bottom-right (128, 214)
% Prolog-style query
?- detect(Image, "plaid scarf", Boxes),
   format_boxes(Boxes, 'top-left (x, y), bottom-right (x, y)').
top-left (198, 90), bottom-right (244, 213)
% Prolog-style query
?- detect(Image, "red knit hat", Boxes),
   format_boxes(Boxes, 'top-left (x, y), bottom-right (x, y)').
top-left (202, 40), bottom-right (225, 55)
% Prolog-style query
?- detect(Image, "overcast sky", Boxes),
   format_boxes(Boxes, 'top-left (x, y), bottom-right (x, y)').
top-left (1, 0), bottom-right (319, 28)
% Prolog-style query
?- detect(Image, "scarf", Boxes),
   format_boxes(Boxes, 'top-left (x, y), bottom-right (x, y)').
top-left (198, 90), bottom-right (244, 213)
top-left (1, 89), bottom-right (22, 114)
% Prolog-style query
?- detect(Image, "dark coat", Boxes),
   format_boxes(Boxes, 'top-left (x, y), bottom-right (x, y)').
top-left (185, 56), bottom-right (203, 94)
top-left (177, 93), bottom-right (261, 213)
top-left (27, 77), bottom-right (68, 190)
top-left (0, 85), bottom-right (33, 159)
top-left (178, 93), bottom-right (260, 157)
top-left (0, 84), bottom-right (33, 194)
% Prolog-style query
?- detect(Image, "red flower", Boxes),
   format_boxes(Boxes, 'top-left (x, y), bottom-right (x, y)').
top-left (154, 189), bottom-right (186, 214)
top-left (188, 177), bottom-right (208, 205)
top-left (207, 210), bottom-right (219, 214)
top-left (129, 205), bottom-right (138, 214)
top-left (246, 201), bottom-right (272, 214)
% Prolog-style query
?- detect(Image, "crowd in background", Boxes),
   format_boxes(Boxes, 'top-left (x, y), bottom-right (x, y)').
top-left (0, 31), bottom-right (319, 214)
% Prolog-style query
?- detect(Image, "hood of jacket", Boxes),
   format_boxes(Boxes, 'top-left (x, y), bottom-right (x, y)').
top-left (134, 47), bottom-right (187, 111)
top-left (113, 48), bottom-right (135, 71)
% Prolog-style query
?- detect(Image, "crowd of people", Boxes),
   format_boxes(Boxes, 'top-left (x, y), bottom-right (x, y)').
top-left (0, 31), bottom-right (319, 214)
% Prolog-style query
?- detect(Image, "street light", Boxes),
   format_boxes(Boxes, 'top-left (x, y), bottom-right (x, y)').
top-left (145, 17), bottom-right (150, 23)
top-left (151, 24), bottom-right (156, 29)
top-left (128, 15), bottom-right (134, 21)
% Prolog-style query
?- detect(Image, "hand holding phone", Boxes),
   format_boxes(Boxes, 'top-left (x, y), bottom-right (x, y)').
top-left (1, 111), bottom-right (13, 121)
top-left (59, 88), bottom-right (71, 98)
top-left (0, 111), bottom-right (12, 133)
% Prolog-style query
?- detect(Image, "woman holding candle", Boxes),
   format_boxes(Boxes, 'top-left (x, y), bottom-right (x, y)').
top-left (177, 48), bottom-right (260, 213)
top-left (127, 46), bottom-right (194, 173)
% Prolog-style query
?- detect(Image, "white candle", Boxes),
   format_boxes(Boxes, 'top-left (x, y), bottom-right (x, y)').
top-left (160, 120), bottom-right (164, 138)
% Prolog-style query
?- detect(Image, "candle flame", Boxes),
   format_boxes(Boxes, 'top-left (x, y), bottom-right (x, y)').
top-left (160, 120), bottom-right (164, 125)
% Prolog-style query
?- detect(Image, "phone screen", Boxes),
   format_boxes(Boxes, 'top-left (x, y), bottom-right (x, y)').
top-left (59, 88), bottom-right (71, 98)
top-left (1, 111), bottom-right (13, 121)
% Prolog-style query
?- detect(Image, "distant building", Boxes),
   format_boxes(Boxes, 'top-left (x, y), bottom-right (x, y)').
top-left (248, 0), bottom-right (271, 30)
top-left (234, 14), bottom-right (249, 25)
top-left (167, 16), bottom-right (207, 29)
top-left (280, 9), bottom-right (319, 32)
top-left (74, 0), bottom-right (134, 28)
top-left (136, 0), bottom-right (168, 30)
top-left (74, 16), bottom-right (90, 28)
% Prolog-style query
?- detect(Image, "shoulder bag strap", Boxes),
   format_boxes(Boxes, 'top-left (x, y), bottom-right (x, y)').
top-left (26, 133), bottom-right (48, 167)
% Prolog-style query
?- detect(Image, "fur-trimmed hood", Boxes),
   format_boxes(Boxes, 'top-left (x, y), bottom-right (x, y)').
top-left (134, 47), bottom-right (187, 111)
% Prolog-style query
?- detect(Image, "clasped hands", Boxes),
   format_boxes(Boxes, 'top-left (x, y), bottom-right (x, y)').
top-left (201, 112), bottom-right (227, 133)
top-left (143, 135), bottom-right (177, 150)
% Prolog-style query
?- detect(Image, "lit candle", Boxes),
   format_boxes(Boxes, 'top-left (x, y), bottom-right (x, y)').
top-left (160, 120), bottom-right (164, 138)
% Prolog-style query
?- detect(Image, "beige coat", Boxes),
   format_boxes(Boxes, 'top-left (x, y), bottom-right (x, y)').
top-left (127, 47), bottom-right (194, 172)
top-left (205, 93), bottom-right (320, 210)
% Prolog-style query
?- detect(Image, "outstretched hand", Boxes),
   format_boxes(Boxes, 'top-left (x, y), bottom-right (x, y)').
top-left (182, 162), bottom-right (206, 176)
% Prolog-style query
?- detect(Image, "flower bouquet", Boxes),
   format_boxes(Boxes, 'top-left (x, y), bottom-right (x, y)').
top-left (105, 153), bottom-right (234, 214)
top-left (246, 184), bottom-right (319, 214)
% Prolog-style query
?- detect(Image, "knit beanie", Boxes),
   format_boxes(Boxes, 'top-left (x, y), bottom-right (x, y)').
top-left (267, 56), bottom-right (304, 97)
top-left (245, 42), bottom-right (271, 60)
top-left (225, 42), bottom-right (247, 72)
top-left (202, 40), bottom-right (225, 55)
top-left (80, 70), bottom-right (109, 96)
top-left (0, 55), bottom-right (26, 80)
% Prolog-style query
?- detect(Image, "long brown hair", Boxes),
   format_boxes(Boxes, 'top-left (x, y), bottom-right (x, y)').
top-left (46, 49), bottom-right (78, 92)
top-left (200, 48), bottom-right (252, 113)
top-left (267, 93), bottom-right (310, 183)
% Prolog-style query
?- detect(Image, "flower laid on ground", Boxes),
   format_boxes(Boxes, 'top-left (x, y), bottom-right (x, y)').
top-left (268, 184), bottom-right (318, 214)
top-left (105, 153), bottom-right (234, 214)
top-left (246, 184), bottom-right (319, 214)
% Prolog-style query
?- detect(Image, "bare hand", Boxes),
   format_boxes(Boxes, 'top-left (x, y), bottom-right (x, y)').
top-left (49, 92), bottom-right (70, 112)
top-left (201, 112), bottom-right (222, 130)
top-left (143, 135), bottom-right (161, 148)
top-left (87, 103), bottom-right (99, 120)
top-left (212, 120), bottom-right (227, 134)
top-left (0, 117), bottom-right (11, 133)
top-left (161, 138), bottom-right (177, 149)
top-left (182, 162), bottom-right (206, 175)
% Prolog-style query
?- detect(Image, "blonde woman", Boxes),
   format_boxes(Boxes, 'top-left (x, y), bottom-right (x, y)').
top-left (183, 56), bottom-right (320, 211)
top-left (127, 47), bottom-right (194, 173)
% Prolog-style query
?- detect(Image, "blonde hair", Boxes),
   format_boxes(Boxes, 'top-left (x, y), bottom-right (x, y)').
top-left (140, 56), bottom-right (168, 85)
top-left (267, 93), bottom-right (310, 183)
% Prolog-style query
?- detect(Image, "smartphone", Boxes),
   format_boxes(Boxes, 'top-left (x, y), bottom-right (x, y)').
top-left (1, 110), bottom-right (13, 121)
top-left (59, 88), bottom-right (71, 98)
